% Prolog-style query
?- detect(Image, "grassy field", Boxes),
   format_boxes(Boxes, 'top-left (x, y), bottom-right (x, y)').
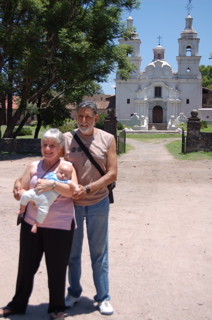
top-left (1, 125), bottom-right (48, 139)
top-left (166, 140), bottom-right (212, 160)
top-left (176, 123), bottom-right (212, 132)
top-left (2, 123), bottom-right (212, 139)
top-left (2, 125), bottom-right (212, 160)
top-left (126, 133), bottom-right (182, 141)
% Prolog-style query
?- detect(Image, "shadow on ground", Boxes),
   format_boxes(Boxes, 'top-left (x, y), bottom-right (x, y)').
top-left (1, 298), bottom-right (96, 319)
top-left (66, 296), bottom-right (97, 316)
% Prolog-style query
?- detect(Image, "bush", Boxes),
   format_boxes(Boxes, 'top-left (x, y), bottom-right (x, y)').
top-left (14, 127), bottom-right (33, 136)
top-left (95, 113), bottom-right (107, 130)
top-left (201, 120), bottom-right (208, 129)
top-left (117, 121), bottom-right (124, 130)
top-left (58, 120), bottom-right (77, 133)
top-left (29, 120), bottom-right (38, 126)
top-left (95, 113), bottom-right (123, 131)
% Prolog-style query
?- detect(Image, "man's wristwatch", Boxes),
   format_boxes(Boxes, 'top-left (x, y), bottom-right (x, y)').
top-left (85, 185), bottom-right (90, 194)
top-left (52, 182), bottom-right (56, 190)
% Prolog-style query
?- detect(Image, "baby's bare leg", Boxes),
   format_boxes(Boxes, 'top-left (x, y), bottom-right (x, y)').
top-left (31, 222), bottom-right (38, 233)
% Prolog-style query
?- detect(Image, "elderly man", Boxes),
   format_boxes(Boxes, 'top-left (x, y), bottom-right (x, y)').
top-left (64, 100), bottom-right (117, 315)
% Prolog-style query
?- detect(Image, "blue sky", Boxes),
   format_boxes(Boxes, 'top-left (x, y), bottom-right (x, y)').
top-left (101, 0), bottom-right (212, 95)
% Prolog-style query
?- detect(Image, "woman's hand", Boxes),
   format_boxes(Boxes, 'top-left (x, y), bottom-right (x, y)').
top-left (34, 179), bottom-right (53, 194)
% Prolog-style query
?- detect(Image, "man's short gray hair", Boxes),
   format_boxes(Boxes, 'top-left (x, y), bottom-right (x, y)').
top-left (76, 100), bottom-right (97, 115)
top-left (42, 128), bottom-right (64, 146)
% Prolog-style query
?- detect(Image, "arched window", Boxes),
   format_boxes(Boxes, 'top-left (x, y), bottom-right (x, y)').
top-left (186, 46), bottom-right (192, 56)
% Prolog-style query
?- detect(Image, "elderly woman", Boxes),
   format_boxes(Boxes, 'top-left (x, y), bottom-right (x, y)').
top-left (0, 128), bottom-right (77, 320)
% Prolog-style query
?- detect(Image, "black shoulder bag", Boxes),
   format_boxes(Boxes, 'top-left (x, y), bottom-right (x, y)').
top-left (73, 132), bottom-right (116, 204)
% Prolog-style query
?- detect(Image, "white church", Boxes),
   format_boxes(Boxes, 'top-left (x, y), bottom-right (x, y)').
top-left (115, 13), bottom-right (203, 130)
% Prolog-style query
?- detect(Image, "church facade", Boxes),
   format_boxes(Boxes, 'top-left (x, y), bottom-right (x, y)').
top-left (115, 14), bottom-right (202, 129)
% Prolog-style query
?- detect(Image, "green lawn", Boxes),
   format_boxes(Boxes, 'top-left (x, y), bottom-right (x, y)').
top-left (126, 133), bottom-right (182, 141)
top-left (201, 123), bottom-right (212, 132)
top-left (166, 140), bottom-right (212, 160)
top-left (176, 123), bottom-right (212, 132)
top-left (1, 125), bottom-right (48, 139)
top-left (2, 125), bottom-right (212, 160)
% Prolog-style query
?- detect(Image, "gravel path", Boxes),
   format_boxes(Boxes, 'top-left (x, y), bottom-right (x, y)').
top-left (0, 139), bottom-right (212, 320)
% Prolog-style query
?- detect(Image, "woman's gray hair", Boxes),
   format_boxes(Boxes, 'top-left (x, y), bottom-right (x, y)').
top-left (76, 100), bottom-right (97, 115)
top-left (42, 128), bottom-right (64, 146)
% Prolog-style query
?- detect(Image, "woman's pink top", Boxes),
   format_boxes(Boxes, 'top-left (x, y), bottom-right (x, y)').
top-left (24, 159), bottom-right (75, 230)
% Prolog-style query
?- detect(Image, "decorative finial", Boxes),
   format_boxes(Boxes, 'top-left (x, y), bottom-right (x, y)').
top-left (186, 0), bottom-right (193, 15)
top-left (157, 35), bottom-right (162, 45)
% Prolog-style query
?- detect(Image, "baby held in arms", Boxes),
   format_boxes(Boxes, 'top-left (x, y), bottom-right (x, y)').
top-left (17, 162), bottom-right (79, 233)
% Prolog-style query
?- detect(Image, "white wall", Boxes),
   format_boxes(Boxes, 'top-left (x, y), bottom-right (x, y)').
top-left (198, 108), bottom-right (212, 123)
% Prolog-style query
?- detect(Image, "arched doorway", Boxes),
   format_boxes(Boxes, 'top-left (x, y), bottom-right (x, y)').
top-left (153, 106), bottom-right (163, 123)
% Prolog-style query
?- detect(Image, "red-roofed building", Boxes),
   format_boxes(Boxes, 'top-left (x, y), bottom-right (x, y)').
top-left (65, 94), bottom-right (115, 119)
top-left (2, 94), bottom-right (115, 125)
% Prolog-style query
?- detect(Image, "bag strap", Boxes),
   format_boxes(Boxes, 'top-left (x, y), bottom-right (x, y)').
top-left (40, 158), bottom-right (60, 179)
top-left (73, 132), bottom-right (105, 177)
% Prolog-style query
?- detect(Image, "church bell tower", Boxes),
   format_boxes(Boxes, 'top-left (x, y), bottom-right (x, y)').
top-left (118, 16), bottom-right (142, 78)
top-left (176, 13), bottom-right (201, 79)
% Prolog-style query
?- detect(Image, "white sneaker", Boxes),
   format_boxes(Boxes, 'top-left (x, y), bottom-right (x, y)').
top-left (98, 300), bottom-right (113, 315)
top-left (65, 294), bottom-right (81, 308)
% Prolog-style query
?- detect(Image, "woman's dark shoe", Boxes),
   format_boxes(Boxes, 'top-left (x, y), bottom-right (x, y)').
top-left (0, 307), bottom-right (15, 318)
top-left (50, 311), bottom-right (64, 320)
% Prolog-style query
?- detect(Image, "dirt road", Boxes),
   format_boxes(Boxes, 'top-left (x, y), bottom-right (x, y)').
top-left (0, 138), bottom-right (212, 320)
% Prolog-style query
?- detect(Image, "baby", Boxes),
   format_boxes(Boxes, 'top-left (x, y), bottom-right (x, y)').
top-left (17, 162), bottom-right (79, 233)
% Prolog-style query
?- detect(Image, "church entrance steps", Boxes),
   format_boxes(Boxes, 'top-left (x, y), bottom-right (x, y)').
top-left (148, 123), bottom-right (167, 130)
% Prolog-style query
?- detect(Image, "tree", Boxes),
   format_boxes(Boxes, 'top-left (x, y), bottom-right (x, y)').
top-left (0, 0), bottom-right (140, 138)
top-left (200, 65), bottom-right (212, 89)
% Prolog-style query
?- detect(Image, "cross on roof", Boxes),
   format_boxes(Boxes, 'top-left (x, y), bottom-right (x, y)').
top-left (157, 35), bottom-right (162, 45)
top-left (186, 0), bottom-right (193, 14)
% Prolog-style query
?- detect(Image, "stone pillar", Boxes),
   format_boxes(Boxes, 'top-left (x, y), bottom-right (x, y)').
top-left (104, 108), bottom-right (117, 141)
top-left (186, 109), bottom-right (201, 153)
